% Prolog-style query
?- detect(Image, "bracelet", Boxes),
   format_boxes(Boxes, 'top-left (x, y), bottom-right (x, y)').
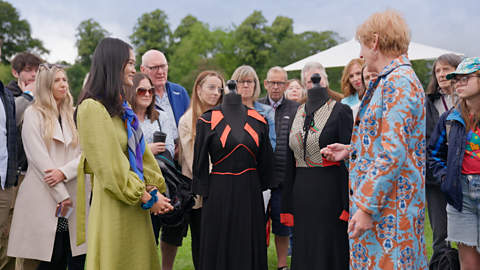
top-left (141, 189), bottom-right (158, 210)
top-left (24, 91), bottom-right (34, 97)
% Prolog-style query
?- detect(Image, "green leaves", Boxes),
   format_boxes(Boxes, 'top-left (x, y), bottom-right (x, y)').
top-left (75, 19), bottom-right (110, 70)
top-left (0, 0), bottom-right (48, 64)
top-left (130, 9), bottom-right (172, 66)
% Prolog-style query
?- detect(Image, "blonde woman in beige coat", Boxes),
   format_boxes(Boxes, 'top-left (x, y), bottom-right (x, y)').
top-left (8, 64), bottom-right (86, 270)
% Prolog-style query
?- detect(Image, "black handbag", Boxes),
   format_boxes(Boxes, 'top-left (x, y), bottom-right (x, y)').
top-left (430, 248), bottom-right (460, 270)
top-left (155, 153), bottom-right (195, 227)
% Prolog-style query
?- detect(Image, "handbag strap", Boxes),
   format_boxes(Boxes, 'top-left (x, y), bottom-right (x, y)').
top-left (156, 118), bottom-right (162, 132)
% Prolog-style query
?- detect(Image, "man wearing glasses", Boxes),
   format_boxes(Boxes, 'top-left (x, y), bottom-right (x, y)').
top-left (257, 66), bottom-right (300, 270)
top-left (141, 50), bottom-right (190, 129)
top-left (140, 50), bottom-right (190, 270)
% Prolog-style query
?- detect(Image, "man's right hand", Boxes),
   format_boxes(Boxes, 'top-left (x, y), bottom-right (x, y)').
top-left (19, 80), bottom-right (36, 95)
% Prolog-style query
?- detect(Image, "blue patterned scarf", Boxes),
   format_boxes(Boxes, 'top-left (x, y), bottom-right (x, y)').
top-left (122, 101), bottom-right (145, 181)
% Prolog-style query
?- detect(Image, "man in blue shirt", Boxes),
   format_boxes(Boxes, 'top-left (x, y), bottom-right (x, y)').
top-left (140, 50), bottom-right (190, 270)
top-left (141, 50), bottom-right (190, 128)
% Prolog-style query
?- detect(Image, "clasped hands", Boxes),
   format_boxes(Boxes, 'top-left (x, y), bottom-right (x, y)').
top-left (144, 185), bottom-right (174, 215)
top-left (320, 143), bottom-right (373, 239)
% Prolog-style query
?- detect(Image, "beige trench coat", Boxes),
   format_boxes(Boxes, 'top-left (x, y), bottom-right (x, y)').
top-left (8, 107), bottom-right (87, 261)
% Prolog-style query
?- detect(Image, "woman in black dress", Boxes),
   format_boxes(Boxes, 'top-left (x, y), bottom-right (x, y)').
top-left (281, 74), bottom-right (352, 270)
top-left (192, 91), bottom-right (276, 270)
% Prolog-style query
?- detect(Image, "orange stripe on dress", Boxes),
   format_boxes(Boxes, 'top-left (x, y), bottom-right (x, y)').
top-left (244, 123), bottom-right (259, 147)
top-left (247, 109), bottom-right (267, 124)
top-left (212, 144), bottom-right (256, 166)
top-left (198, 117), bottom-right (211, 123)
top-left (211, 110), bottom-right (224, 130)
top-left (220, 125), bottom-right (231, 148)
top-left (211, 168), bottom-right (257, 175)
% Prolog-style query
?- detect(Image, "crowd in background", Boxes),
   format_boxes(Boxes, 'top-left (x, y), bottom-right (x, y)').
top-left (0, 8), bottom-right (479, 270)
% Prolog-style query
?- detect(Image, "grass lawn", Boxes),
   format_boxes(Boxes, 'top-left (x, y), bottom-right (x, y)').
top-left (160, 213), bottom-right (434, 270)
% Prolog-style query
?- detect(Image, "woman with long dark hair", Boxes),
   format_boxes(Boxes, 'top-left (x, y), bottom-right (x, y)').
top-left (75, 37), bottom-right (173, 270)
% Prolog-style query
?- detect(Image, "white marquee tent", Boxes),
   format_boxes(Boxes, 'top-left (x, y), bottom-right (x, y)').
top-left (284, 38), bottom-right (464, 71)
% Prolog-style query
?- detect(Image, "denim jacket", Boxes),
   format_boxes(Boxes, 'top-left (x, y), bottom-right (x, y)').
top-left (253, 102), bottom-right (276, 150)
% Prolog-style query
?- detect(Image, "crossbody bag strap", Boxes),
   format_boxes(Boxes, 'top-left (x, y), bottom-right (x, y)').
top-left (156, 118), bottom-right (162, 132)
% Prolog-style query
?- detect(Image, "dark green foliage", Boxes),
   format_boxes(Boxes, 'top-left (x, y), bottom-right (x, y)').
top-left (0, 0), bottom-right (48, 64)
top-left (130, 9), bottom-right (172, 67)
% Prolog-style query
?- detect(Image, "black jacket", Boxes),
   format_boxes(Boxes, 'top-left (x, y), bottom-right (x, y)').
top-left (258, 96), bottom-right (300, 186)
top-left (425, 93), bottom-right (443, 186)
top-left (0, 80), bottom-right (18, 188)
top-left (5, 80), bottom-right (33, 172)
top-left (6, 80), bottom-right (22, 97)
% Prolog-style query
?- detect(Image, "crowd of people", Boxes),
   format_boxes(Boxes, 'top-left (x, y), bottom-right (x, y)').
top-left (0, 8), bottom-right (479, 270)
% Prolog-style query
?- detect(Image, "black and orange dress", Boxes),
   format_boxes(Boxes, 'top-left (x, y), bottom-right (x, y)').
top-left (192, 104), bottom-right (276, 270)
top-left (281, 100), bottom-right (352, 270)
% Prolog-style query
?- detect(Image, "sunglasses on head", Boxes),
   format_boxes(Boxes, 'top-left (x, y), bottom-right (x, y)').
top-left (136, 86), bottom-right (155, 96)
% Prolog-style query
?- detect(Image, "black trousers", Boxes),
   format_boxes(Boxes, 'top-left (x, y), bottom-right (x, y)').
top-left (36, 231), bottom-right (69, 270)
top-left (189, 208), bottom-right (202, 270)
top-left (426, 183), bottom-right (451, 268)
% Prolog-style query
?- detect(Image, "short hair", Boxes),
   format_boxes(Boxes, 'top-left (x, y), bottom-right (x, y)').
top-left (11, 52), bottom-right (43, 73)
top-left (125, 73), bottom-right (159, 122)
top-left (426, 54), bottom-right (463, 95)
top-left (341, 58), bottom-right (365, 97)
top-left (266, 66), bottom-right (288, 81)
top-left (301, 62), bottom-right (329, 87)
top-left (231, 65), bottom-right (261, 102)
top-left (356, 9), bottom-right (410, 57)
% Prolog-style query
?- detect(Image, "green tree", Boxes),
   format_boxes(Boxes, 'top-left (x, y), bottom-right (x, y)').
top-left (169, 17), bottom-right (218, 93)
top-left (75, 19), bottom-right (110, 69)
top-left (66, 64), bottom-right (88, 102)
top-left (211, 28), bottom-right (239, 79)
top-left (235, 11), bottom-right (270, 75)
top-left (411, 59), bottom-right (433, 90)
top-left (267, 16), bottom-right (294, 53)
top-left (0, 0), bottom-right (49, 63)
top-left (67, 19), bottom-right (109, 101)
top-left (130, 9), bottom-right (171, 65)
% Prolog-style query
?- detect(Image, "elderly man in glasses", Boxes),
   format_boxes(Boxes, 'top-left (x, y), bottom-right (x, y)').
top-left (141, 50), bottom-right (190, 128)
top-left (257, 66), bottom-right (300, 270)
top-left (140, 50), bottom-right (190, 270)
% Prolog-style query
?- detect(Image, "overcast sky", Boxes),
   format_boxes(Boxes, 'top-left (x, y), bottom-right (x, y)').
top-left (11, 0), bottom-right (480, 64)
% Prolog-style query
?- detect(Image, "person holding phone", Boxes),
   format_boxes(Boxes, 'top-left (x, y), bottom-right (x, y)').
top-left (8, 64), bottom-right (86, 270)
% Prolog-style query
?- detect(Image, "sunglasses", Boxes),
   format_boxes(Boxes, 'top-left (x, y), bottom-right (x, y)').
top-left (136, 86), bottom-right (155, 96)
top-left (39, 63), bottom-right (63, 71)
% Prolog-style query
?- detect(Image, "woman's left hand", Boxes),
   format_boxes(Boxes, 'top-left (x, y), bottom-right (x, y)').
top-left (151, 193), bottom-right (174, 215)
top-left (347, 207), bottom-right (373, 239)
top-left (44, 169), bottom-right (66, 186)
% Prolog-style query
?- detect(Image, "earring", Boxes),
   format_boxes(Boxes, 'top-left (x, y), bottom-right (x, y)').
top-left (370, 48), bottom-right (377, 55)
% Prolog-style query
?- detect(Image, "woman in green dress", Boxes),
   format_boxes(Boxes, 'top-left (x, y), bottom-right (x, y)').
top-left (75, 37), bottom-right (173, 270)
